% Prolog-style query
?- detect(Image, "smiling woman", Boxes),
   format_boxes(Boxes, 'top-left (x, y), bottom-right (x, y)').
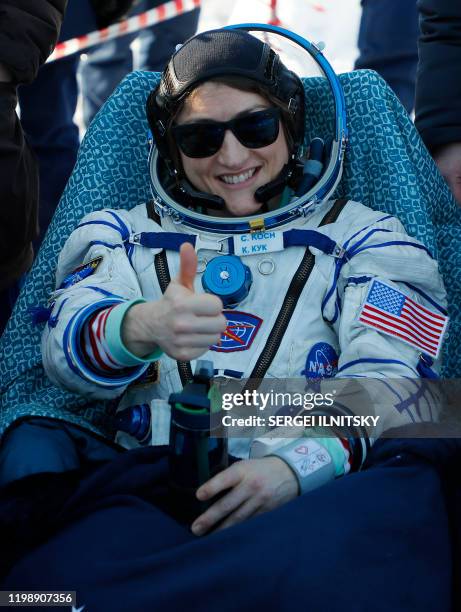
top-left (2, 24), bottom-right (453, 611)
top-left (38, 25), bottom-right (447, 525)
top-left (147, 29), bottom-right (306, 224)
top-left (174, 82), bottom-right (290, 217)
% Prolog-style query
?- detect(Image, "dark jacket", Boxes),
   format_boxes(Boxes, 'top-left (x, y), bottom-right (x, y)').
top-left (90, 0), bottom-right (136, 29)
top-left (0, 0), bottom-right (67, 290)
top-left (415, 0), bottom-right (461, 152)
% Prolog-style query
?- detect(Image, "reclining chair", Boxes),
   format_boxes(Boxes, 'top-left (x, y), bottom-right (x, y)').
top-left (0, 68), bottom-right (460, 442)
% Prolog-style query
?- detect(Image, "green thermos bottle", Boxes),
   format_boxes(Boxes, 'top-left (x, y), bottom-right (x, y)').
top-left (168, 360), bottom-right (228, 522)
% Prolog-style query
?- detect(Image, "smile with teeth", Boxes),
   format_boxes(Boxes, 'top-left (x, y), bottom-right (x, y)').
top-left (219, 167), bottom-right (258, 185)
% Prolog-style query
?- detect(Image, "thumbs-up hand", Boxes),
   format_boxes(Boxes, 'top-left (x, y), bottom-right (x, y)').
top-left (122, 243), bottom-right (227, 361)
top-left (175, 240), bottom-right (197, 291)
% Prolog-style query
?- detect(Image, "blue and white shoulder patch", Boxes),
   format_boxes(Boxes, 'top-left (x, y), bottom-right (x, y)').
top-left (59, 257), bottom-right (103, 290)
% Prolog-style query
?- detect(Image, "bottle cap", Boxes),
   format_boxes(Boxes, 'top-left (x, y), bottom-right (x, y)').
top-left (115, 404), bottom-right (151, 442)
top-left (202, 255), bottom-right (252, 308)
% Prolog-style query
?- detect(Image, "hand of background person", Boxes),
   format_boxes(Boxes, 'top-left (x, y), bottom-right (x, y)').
top-left (191, 457), bottom-right (299, 536)
top-left (122, 242), bottom-right (227, 360)
top-left (433, 142), bottom-right (461, 206)
top-left (0, 63), bottom-right (11, 83)
top-left (0, 0), bottom-right (67, 85)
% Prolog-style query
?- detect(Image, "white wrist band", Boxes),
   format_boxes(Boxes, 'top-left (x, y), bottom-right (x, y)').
top-left (270, 438), bottom-right (336, 494)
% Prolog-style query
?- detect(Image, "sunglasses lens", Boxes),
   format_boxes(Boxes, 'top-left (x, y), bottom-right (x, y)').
top-left (235, 109), bottom-right (280, 149)
top-left (173, 124), bottom-right (224, 158)
top-left (172, 108), bottom-right (281, 158)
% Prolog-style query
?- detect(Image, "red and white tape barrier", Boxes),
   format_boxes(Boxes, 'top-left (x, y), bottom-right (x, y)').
top-left (47, 0), bottom-right (201, 62)
top-left (268, 0), bottom-right (281, 25)
top-left (258, 0), bottom-right (327, 22)
top-left (263, 1), bottom-right (328, 35)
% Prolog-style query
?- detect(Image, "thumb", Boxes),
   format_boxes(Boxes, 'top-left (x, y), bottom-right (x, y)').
top-left (177, 242), bottom-right (197, 291)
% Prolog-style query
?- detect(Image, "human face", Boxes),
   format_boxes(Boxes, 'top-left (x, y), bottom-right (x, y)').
top-left (174, 82), bottom-right (290, 217)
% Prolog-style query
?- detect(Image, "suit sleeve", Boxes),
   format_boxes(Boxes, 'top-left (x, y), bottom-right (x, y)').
top-left (41, 208), bottom-right (148, 399)
top-left (323, 213), bottom-right (448, 447)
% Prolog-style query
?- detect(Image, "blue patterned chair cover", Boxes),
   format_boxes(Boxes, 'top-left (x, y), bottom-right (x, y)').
top-left (1, 69), bottom-right (460, 440)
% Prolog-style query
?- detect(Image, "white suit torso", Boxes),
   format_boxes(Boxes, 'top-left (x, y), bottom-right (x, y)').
top-left (42, 199), bottom-right (448, 454)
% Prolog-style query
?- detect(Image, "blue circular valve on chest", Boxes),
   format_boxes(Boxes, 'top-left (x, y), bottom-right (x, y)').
top-left (201, 255), bottom-right (252, 308)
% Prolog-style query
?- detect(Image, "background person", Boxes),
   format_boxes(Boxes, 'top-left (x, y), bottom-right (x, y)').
top-left (415, 0), bottom-right (461, 205)
top-left (79, 0), bottom-right (201, 128)
top-left (354, 0), bottom-right (418, 113)
top-left (18, 0), bottom-right (137, 255)
top-left (0, 28), bottom-right (454, 611)
top-left (0, 0), bottom-right (67, 336)
top-left (40, 29), bottom-right (446, 531)
top-left (17, 0), bottom-right (98, 254)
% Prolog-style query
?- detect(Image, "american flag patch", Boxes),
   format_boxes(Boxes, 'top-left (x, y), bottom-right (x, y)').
top-left (358, 279), bottom-right (448, 359)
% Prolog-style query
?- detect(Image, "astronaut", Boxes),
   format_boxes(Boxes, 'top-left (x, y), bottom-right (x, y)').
top-left (41, 27), bottom-right (448, 536)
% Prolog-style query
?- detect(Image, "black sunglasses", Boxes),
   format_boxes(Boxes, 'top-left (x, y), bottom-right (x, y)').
top-left (171, 107), bottom-right (281, 158)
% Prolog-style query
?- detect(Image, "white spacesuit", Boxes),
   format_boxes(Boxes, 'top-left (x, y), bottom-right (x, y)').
top-left (41, 25), bottom-right (448, 491)
top-left (42, 197), bottom-right (447, 453)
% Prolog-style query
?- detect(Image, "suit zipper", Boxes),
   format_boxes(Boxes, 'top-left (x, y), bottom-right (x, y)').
top-left (244, 198), bottom-right (348, 390)
top-left (154, 250), bottom-right (193, 386)
top-left (150, 199), bottom-right (348, 389)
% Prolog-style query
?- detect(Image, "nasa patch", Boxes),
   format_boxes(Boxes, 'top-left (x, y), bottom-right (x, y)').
top-left (59, 256), bottom-right (102, 289)
top-left (301, 342), bottom-right (338, 379)
top-left (211, 310), bottom-right (262, 352)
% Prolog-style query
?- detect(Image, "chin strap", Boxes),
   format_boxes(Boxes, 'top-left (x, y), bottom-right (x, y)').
top-left (254, 158), bottom-right (303, 204)
top-left (175, 178), bottom-right (225, 210)
top-left (170, 150), bottom-right (312, 213)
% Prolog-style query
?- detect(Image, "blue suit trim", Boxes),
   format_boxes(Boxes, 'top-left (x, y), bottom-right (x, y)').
top-left (321, 259), bottom-right (343, 320)
top-left (348, 240), bottom-right (434, 259)
top-left (48, 299), bottom-right (68, 329)
top-left (345, 227), bottom-right (393, 256)
top-left (62, 299), bottom-right (147, 388)
top-left (322, 222), bottom-right (394, 320)
top-left (343, 214), bottom-right (394, 250)
top-left (214, 369), bottom-right (243, 379)
top-left (88, 241), bottom-right (122, 250)
top-left (86, 286), bottom-right (126, 299)
top-left (346, 276), bottom-right (373, 286)
top-left (106, 211), bottom-right (130, 239)
top-left (283, 229), bottom-right (337, 253)
top-left (135, 232), bottom-right (196, 250)
top-left (337, 358), bottom-right (418, 376)
top-left (77, 220), bottom-right (125, 236)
